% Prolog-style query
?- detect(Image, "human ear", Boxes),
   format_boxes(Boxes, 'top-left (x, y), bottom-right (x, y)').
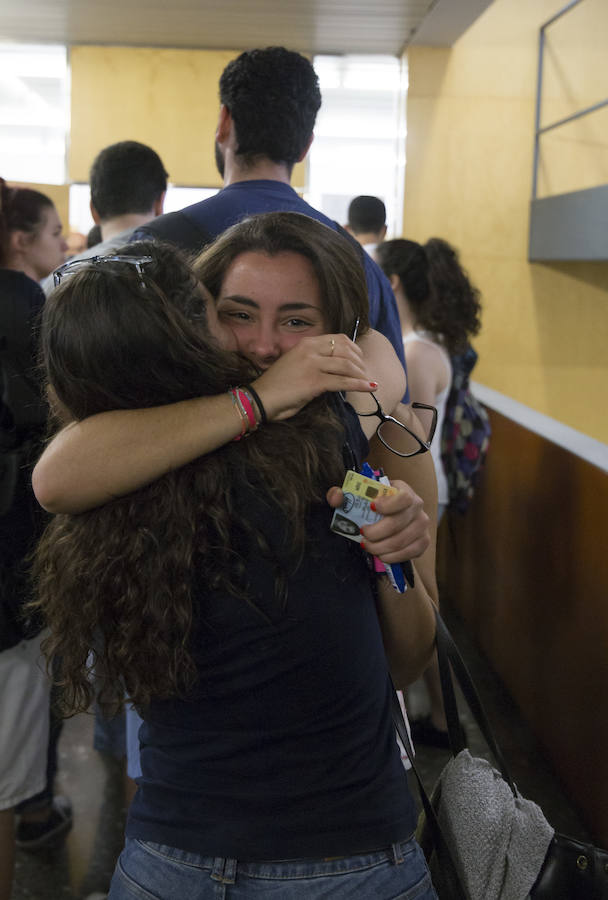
top-left (90, 200), bottom-right (102, 225)
top-left (154, 191), bottom-right (166, 217)
top-left (9, 229), bottom-right (31, 258)
top-left (216, 104), bottom-right (232, 143)
top-left (297, 132), bottom-right (314, 162)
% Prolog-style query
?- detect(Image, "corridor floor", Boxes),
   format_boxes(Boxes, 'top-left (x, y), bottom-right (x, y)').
top-left (11, 603), bottom-right (591, 899)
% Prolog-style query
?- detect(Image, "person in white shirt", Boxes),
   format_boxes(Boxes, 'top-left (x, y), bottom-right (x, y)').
top-left (345, 195), bottom-right (387, 260)
top-left (377, 236), bottom-right (482, 748)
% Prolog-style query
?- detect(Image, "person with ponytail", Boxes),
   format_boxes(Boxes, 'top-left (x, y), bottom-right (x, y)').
top-left (376, 236), bottom-right (482, 748)
top-left (376, 237), bottom-right (481, 520)
top-left (0, 179), bottom-right (70, 899)
top-left (32, 224), bottom-right (439, 899)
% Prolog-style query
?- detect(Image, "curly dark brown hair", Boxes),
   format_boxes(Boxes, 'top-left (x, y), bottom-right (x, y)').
top-left (32, 237), bottom-right (359, 715)
top-left (376, 237), bottom-right (482, 355)
top-left (219, 48), bottom-right (321, 170)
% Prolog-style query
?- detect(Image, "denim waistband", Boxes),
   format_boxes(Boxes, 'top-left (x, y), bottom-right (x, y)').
top-left (136, 833), bottom-right (417, 884)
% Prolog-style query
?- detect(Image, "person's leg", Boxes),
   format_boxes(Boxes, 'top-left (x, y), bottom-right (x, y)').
top-left (0, 809), bottom-right (15, 900)
top-left (16, 670), bottom-right (65, 821)
top-left (93, 701), bottom-right (126, 761)
top-left (125, 704), bottom-right (143, 784)
top-left (0, 636), bottom-right (50, 895)
top-left (422, 649), bottom-right (448, 732)
top-left (14, 654), bottom-right (72, 849)
top-left (409, 504), bottom-right (462, 747)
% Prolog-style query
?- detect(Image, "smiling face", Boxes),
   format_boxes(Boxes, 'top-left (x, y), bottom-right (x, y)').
top-left (216, 250), bottom-right (327, 369)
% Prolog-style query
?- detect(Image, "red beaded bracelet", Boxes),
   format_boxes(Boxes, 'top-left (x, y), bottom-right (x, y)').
top-left (230, 388), bottom-right (259, 440)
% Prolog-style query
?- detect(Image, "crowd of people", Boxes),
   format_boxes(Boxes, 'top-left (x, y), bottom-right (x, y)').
top-left (1, 45), bottom-right (484, 900)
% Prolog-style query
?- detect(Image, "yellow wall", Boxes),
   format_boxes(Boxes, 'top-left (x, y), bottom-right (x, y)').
top-left (69, 45), bottom-right (307, 190)
top-left (404, 0), bottom-right (608, 444)
top-left (537, 0), bottom-right (608, 197)
top-left (70, 46), bottom-right (237, 188)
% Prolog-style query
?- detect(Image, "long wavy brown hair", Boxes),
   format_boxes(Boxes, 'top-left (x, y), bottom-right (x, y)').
top-left (32, 229), bottom-right (369, 715)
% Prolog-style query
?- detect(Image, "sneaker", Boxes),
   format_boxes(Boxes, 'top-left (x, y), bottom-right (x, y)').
top-left (15, 795), bottom-right (73, 850)
top-left (410, 715), bottom-right (451, 749)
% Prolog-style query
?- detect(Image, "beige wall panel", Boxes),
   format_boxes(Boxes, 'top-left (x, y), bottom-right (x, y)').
top-left (405, 96), bottom-right (533, 259)
top-left (69, 45), bottom-right (308, 191)
top-left (69, 46), bottom-right (240, 187)
top-left (404, 0), bottom-right (608, 444)
top-left (537, 109), bottom-right (608, 197)
top-left (540, 0), bottom-right (607, 127)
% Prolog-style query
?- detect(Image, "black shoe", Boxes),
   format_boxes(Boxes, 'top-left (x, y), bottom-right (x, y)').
top-left (410, 715), bottom-right (468, 749)
top-left (15, 795), bottom-right (73, 850)
top-left (410, 715), bottom-right (451, 749)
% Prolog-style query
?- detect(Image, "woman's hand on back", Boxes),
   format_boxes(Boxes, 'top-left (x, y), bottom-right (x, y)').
top-left (252, 333), bottom-right (377, 421)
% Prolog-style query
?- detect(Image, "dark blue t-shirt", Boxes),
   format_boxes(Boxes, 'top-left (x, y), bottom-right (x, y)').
top-left (127, 405), bottom-right (416, 859)
top-left (135, 180), bottom-right (409, 402)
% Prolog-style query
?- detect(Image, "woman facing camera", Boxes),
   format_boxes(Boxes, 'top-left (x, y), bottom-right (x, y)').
top-left (33, 220), bottom-right (438, 898)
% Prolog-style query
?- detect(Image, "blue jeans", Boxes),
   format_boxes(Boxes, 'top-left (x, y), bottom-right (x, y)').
top-left (109, 836), bottom-right (437, 899)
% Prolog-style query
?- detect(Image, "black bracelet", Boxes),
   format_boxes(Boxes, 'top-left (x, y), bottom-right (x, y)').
top-left (245, 383), bottom-right (267, 425)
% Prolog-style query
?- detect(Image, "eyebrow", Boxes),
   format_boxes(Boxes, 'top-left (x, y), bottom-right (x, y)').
top-left (219, 294), bottom-right (322, 313)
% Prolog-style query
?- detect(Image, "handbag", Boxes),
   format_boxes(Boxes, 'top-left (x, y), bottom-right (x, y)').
top-left (393, 608), bottom-right (608, 900)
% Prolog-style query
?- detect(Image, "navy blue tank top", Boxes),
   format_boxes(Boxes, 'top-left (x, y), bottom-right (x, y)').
top-left (127, 402), bottom-right (416, 859)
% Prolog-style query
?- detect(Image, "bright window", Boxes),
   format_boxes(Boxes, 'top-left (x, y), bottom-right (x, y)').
top-left (68, 183), bottom-right (218, 236)
top-left (306, 55), bottom-right (407, 237)
top-left (0, 44), bottom-right (69, 184)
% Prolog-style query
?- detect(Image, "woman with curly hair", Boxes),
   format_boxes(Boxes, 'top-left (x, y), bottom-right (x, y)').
top-left (33, 217), bottom-right (438, 898)
top-left (376, 237), bottom-right (482, 521)
top-left (376, 236), bottom-right (482, 749)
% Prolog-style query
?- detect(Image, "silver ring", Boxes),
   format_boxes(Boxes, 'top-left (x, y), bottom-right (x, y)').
top-left (329, 338), bottom-right (335, 356)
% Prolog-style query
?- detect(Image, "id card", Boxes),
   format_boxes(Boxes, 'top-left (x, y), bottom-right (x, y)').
top-left (330, 469), bottom-right (397, 542)
top-left (330, 467), bottom-right (410, 593)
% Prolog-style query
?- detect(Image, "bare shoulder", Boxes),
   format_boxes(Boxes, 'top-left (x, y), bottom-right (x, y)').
top-left (404, 336), bottom-right (444, 370)
top-left (355, 329), bottom-right (406, 412)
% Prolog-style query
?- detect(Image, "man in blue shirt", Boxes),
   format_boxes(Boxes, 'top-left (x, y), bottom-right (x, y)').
top-left (137, 47), bottom-right (408, 394)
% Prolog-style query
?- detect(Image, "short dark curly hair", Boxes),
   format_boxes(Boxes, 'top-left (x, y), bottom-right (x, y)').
top-left (219, 47), bottom-right (321, 170)
top-left (89, 141), bottom-right (168, 221)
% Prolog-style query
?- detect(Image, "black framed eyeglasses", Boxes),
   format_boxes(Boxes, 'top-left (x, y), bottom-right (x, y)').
top-left (339, 316), bottom-right (437, 458)
top-left (353, 395), bottom-right (438, 458)
top-left (52, 254), bottom-right (154, 288)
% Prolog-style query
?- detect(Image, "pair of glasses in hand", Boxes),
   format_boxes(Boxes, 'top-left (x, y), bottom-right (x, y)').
top-left (353, 396), bottom-right (438, 458)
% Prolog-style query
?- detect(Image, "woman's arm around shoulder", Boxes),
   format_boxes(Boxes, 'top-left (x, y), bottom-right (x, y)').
top-left (33, 334), bottom-right (376, 514)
